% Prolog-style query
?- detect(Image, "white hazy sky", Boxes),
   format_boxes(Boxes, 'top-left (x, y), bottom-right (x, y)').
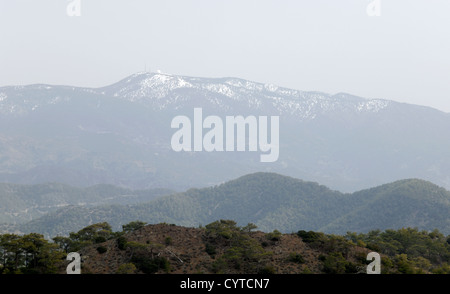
top-left (1, 0), bottom-right (449, 112)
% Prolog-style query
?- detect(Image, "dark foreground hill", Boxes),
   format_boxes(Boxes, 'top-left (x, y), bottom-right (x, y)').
top-left (8, 173), bottom-right (450, 237)
top-left (3, 221), bottom-right (450, 274)
top-left (76, 221), bottom-right (371, 274)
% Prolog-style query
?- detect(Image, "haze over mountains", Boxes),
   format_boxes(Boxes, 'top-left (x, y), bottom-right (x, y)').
top-left (0, 183), bottom-right (172, 225)
top-left (1, 72), bottom-right (450, 193)
top-left (2, 172), bottom-right (449, 238)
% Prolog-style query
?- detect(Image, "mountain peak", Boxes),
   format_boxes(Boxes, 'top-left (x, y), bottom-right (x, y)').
top-left (103, 71), bottom-right (194, 102)
top-left (96, 71), bottom-right (396, 119)
top-left (0, 71), bottom-right (396, 118)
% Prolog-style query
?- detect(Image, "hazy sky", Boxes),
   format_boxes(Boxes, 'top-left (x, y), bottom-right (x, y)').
top-left (1, 0), bottom-right (450, 112)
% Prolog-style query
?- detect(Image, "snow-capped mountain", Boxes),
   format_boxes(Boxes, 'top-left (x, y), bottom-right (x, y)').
top-left (0, 72), bottom-right (390, 119)
top-left (100, 72), bottom-right (391, 118)
top-left (0, 72), bottom-right (449, 192)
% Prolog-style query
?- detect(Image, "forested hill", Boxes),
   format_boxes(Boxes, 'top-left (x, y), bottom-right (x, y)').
top-left (7, 173), bottom-right (450, 238)
top-left (2, 221), bottom-right (450, 274)
top-left (0, 183), bottom-right (173, 224)
top-left (322, 178), bottom-right (450, 233)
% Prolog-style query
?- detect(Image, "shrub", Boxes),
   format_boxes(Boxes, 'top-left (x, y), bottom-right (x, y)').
top-left (165, 237), bottom-right (173, 246)
top-left (131, 255), bottom-right (170, 274)
top-left (344, 262), bottom-right (358, 273)
top-left (321, 252), bottom-right (348, 274)
top-left (205, 243), bottom-right (217, 256)
top-left (432, 263), bottom-right (450, 274)
top-left (301, 266), bottom-right (313, 274)
top-left (395, 254), bottom-right (415, 274)
top-left (297, 230), bottom-right (321, 243)
top-left (258, 265), bottom-right (276, 274)
top-left (211, 258), bottom-right (227, 273)
top-left (366, 243), bottom-right (381, 252)
top-left (289, 253), bottom-right (305, 264)
top-left (116, 263), bottom-right (137, 274)
top-left (265, 230), bottom-right (282, 242)
top-left (122, 221), bottom-right (147, 233)
top-left (94, 236), bottom-right (106, 244)
top-left (117, 236), bottom-right (127, 250)
top-left (205, 220), bottom-right (238, 240)
top-left (96, 246), bottom-right (107, 254)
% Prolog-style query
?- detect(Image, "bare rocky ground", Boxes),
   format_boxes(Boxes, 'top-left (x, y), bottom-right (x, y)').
top-left (71, 223), bottom-right (370, 274)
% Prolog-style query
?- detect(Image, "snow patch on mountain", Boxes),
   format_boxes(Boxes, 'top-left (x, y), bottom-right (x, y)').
top-left (112, 72), bottom-right (194, 101)
top-left (357, 99), bottom-right (390, 112)
top-left (0, 72), bottom-right (393, 118)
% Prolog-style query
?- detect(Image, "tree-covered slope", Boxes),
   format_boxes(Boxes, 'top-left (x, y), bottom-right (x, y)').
top-left (3, 221), bottom-right (450, 275)
top-left (0, 182), bottom-right (173, 224)
top-left (9, 173), bottom-right (450, 237)
top-left (321, 179), bottom-right (450, 234)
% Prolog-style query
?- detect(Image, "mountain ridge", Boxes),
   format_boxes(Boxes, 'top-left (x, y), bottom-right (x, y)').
top-left (3, 172), bottom-right (449, 238)
top-left (0, 71), bottom-right (421, 117)
top-left (0, 182), bottom-right (173, 225)
top-left (1, 72), bottom-right (450, 193)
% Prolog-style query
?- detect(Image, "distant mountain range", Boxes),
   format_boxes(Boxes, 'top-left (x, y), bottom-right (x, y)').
top-left (1, 72), bottom-right (450, 192)
top-left (0, 182), bottom-right (172, 225)
top-left (3, 172), bottom-right (449, 238)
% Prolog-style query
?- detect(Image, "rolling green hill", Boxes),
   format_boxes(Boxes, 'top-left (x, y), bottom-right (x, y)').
top-left (321, 179), bottom-right (450, 234)
top-left (5, 173), bottom-right (450, 237)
